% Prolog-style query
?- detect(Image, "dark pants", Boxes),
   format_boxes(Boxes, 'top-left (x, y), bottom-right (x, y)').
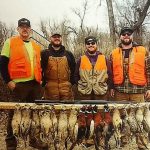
top-left (6, 80), bottom-right (42, 150)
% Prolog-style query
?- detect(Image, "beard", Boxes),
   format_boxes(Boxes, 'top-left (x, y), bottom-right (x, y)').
top-left (87, 48), bottom-right (97, 54)
top-left (51, 41), bottom-right (62, 47)
top-left (121, 39), bottom-right (132, 45)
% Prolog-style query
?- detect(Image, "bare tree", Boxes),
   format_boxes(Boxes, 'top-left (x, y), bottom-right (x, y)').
top-left (72, 0), bottom-right (89, 35)
top-left (106, 0), bottom-right (116, 48)
top-left (115, 0), bottom-right (150, 44)
top-left (0, 21), bottom-right (8, 49)
top-left (0, 21), bottom-right (15, 50)
top-left (133, 0), bottom-right (150, 29)
top-left (132, 0), bottom-right (150, 43)
top-left (39, 20), bottom-right (49, 39)
top-left (39, 19), bottom-right (74, 51)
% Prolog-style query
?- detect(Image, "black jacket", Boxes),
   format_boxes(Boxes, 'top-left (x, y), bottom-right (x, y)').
top-left (0, 55), bottom-right (11, 83)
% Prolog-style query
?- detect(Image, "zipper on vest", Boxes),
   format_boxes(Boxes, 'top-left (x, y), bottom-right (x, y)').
top-left (92, 64), bottom-right (94, 89)
top-left (92, 64), bottom-right (94, 75)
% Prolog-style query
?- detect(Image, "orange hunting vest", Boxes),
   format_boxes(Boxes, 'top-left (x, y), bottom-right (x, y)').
top-left (112, 46), bottom-right (147, 85)
top-left (80, 55), bottom-right (107, 71)
top-left (78, 54), bottom-right (108, 95)
top-left (8, 36), bottom-right (42, 83)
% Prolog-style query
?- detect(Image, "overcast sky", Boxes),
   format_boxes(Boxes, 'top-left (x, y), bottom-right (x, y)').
top-left (0, 0), bottom-right (109, 31)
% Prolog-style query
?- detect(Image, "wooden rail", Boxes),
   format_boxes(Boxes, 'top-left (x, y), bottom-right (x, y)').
top-left (0, 102), bottom-right (149, 110)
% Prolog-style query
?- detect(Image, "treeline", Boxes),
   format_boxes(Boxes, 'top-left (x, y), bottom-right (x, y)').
top-left (0, 0), bottom-right (150, 59)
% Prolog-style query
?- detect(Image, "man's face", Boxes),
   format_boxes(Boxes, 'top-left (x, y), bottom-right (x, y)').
top-left (85, 41), bottom-right (97, 54)
top-left (120, 31), bottom-right (133, 45)
top-left (17, 24), bottom-right (31, 39)
top-left (50, 35), bottom-right (62, 47)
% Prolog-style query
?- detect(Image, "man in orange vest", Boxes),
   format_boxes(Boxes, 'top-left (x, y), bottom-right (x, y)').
top-left (74, 36), bottom-right (113, 100)
top-left (0, 18), bottom-right (47, 150)
top-left (111, 27), bottom-right (150, 149)
top-left (110, 27), bottom-right (150, 102)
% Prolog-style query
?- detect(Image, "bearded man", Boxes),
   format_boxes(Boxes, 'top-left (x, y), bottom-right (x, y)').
top-left (110, 27), bottom-right (150, 102)
top-left (41, 33), bottom-right (76, 101)
top-left (110, 26), bottom-right (150, 150)
top-left (74, 36), bottom-right (113, 100)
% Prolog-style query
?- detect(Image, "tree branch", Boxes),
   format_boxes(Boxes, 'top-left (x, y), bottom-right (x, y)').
top-left (133, 0), bottom-right (150, 30)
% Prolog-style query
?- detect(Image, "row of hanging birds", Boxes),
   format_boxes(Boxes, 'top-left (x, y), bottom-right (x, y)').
top-left (11, 103), bottom-right (150, 150)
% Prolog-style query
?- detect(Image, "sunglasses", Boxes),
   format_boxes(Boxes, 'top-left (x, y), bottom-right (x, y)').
top-left (86, 42), bottom-right (96, 45)
top-left (121, 32), bottom-right (132, 36)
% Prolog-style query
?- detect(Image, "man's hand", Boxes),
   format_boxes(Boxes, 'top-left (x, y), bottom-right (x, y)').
top-left (7, 81), bottom-right (16, 91)
top-left (145, 90), bottom-right (150, 99)
top-left (110, 89), bottom-right (115, 97)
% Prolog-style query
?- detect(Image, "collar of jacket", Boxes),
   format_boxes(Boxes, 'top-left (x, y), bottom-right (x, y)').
top-left (118, 42), bottom-right (141, 48)
top-left (85, 50), bottom-right (102, 57)
top-left (48, 44), bottom-right (65, 52)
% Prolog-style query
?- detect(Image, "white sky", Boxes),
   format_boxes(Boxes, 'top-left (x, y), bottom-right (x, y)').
top-left (0, 0), bottom-right (109, 32)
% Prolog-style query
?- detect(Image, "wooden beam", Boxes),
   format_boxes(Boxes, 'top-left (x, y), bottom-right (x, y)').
top-left (0, 102), bottom-right (149, 110)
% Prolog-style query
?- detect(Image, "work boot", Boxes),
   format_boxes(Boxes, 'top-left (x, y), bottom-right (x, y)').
top-left (29, 137), bottom-right (48, 150)
top-left (5, 135), bottom-right (17, 150)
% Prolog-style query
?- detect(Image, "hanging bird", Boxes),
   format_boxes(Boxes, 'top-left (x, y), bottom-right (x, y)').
top-left (39, 105), bottom-right (52, 143)
top-left (68, 108), bottom-right (78, 142)
top-left (93, 105), bottom-right (104, 149)
top-left (85, 105), bottom-right (94, 141)
top-left (69, 106), bottom-right (87, 150)
top-left (143, 105), bottom-right (150, 133)
top-left (12, 104), bottom-right (22, 138)
top-left (135, 105), bottom-right (149, 150)
top-left (57, 107), bottom-right (68, 150)
top-left (128, 107), bottom-right (138, 135)
top-left (103, 105), bottom-right (114, 150)
top-left (50, 106), bottom-right (58, 139)
top-left (120, 107), bottom-right (131, 147)
top-left (19, 104), bottom-right (32, 147)
top-left (112, 107), bottom-right (122, 148)
top-left (77, 106), bottom-right (87, 143)
top-left (30, 105), bottom-right (40, 138)
top-left (135, 106), bottom-right (144, 132)
top-left (142, 105), bottom-right (150, 148)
